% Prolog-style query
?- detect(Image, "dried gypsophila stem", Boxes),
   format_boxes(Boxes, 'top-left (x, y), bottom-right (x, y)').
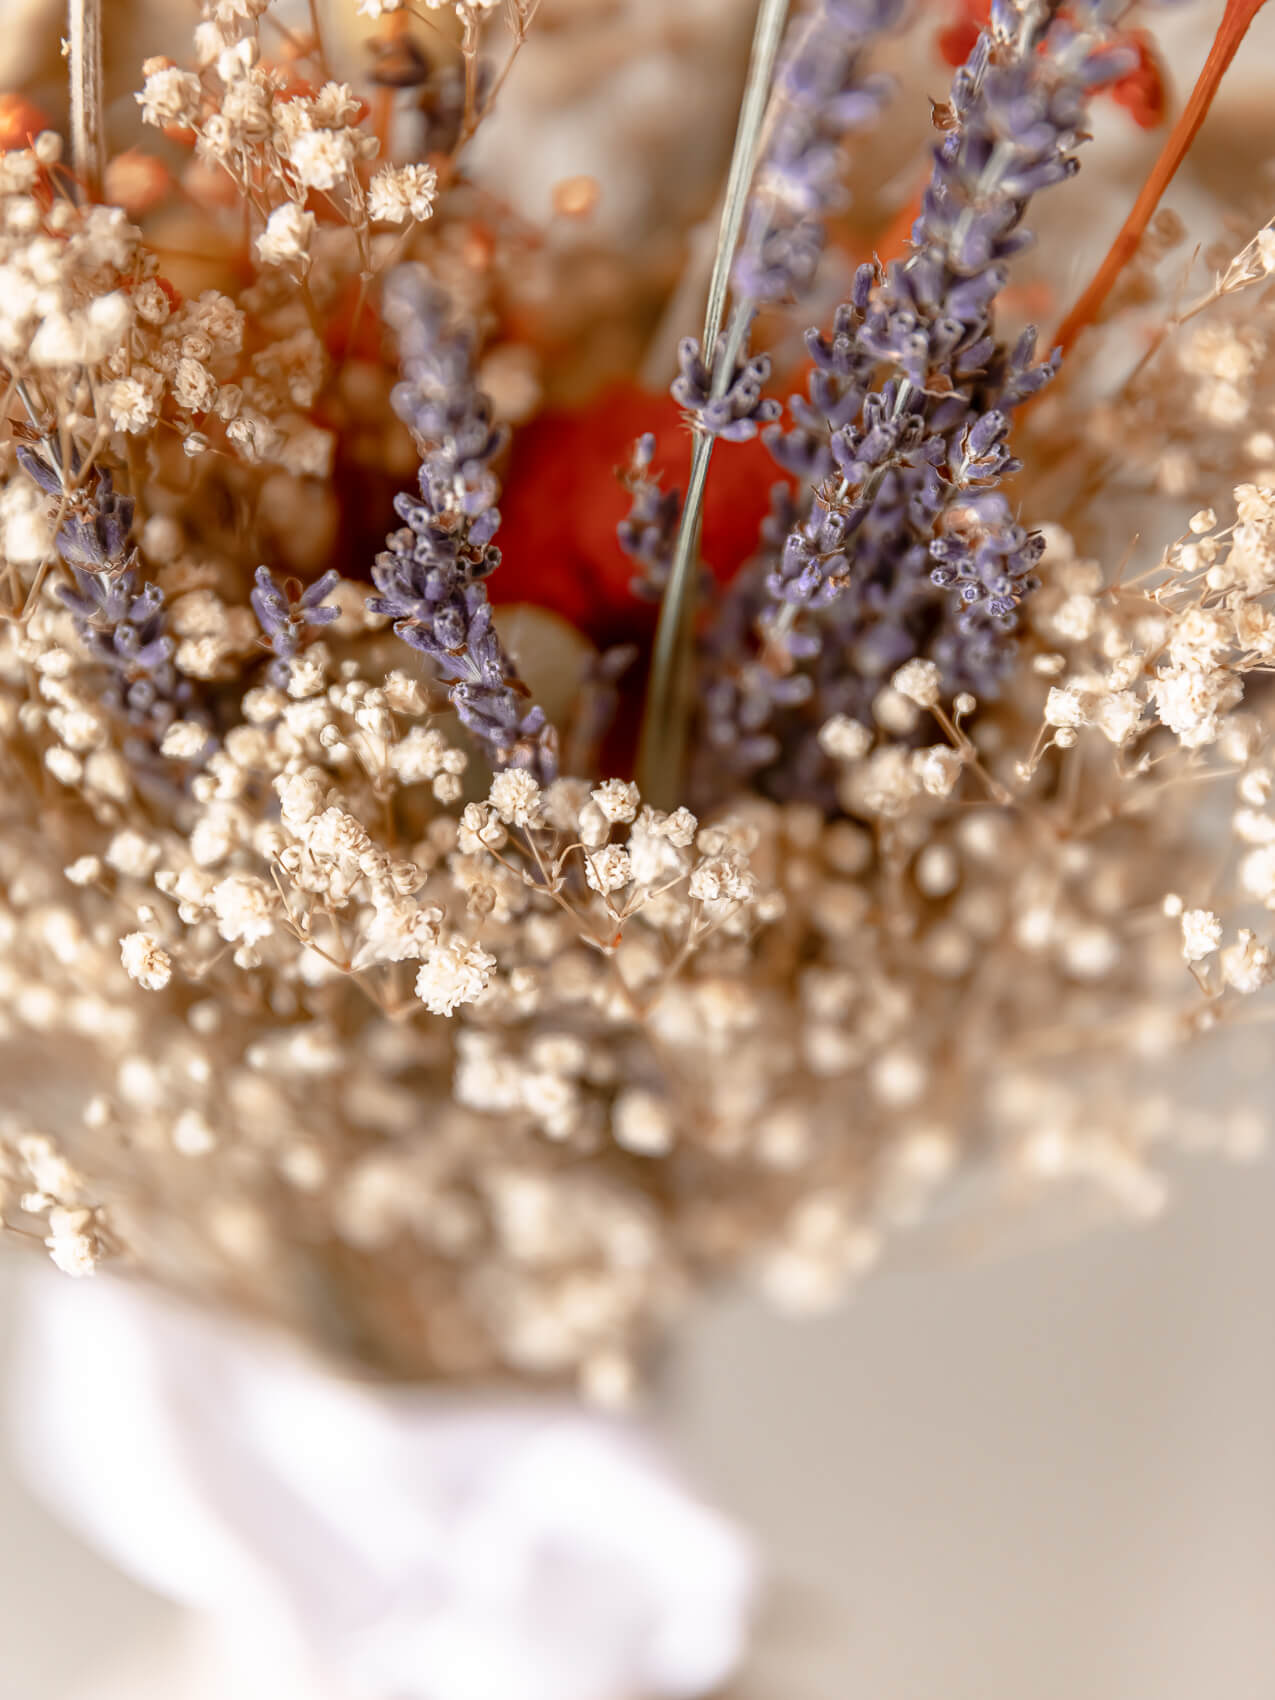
top-left (1039, 211), bottom-right (1275, 525)
top-left (134, 24), bottom-right (428, 247)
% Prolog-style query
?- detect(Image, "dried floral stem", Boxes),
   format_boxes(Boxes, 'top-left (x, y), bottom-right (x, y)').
top-left (307, 0), bottom-right (330, 76)
top-left (1053, 0), bottom-right (1269, 355)
top-left (67, 0), bottom-right (104, 200)
top-left (638, 0), bottom-right (790, 805)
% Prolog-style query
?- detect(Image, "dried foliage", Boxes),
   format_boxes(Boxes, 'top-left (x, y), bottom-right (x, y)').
top-left (0, 0), bottom-right (1270, 1398)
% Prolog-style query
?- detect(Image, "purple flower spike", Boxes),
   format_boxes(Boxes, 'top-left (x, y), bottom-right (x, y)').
top-left (731, 0), bottom-right (904, 311)
top-left (252, 566), bottom-right (342, 686)
top-left (698, 0), bottom-right (1133, 800)
top-left (370, 268), bottom-right (557, 782)
top-left (672, 337), bottom-right (783, 443)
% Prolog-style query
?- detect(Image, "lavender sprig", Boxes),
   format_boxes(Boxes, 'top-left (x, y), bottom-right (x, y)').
top-left (731, 0), bottom-right (901, 309)
top-left (638, 0), bottom-right (898, 800)
top-left (699, 0), bottom-right (1133, 792)
top-left (252, 565), bottom-right (341, 687)
top-left (617, 434), bottom-right (681, 602)
top-left (672, 337), bottom-right (783, 443)
top-left (369, 268), bottom-right (556, 781)
top-left (18, 445), bottom-right (192, 746)
top-left (17, 443), bottom-right (133, 572)
top-left (674, 0), bottom-right (903, 429)
top-left (57, 564), bottom-right (188, 739)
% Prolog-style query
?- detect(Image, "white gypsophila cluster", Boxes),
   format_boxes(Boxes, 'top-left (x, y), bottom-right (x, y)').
top-left (0, 148), bottom-right (138, 371)
top-left (120, 932), bottom-right (173, 990)
top-left (1085, 207), bottom-right (1275, 511)
top-left (368, 164), bottom-right (440, 226)
top-left (0, 584), bottom-right (1271, 1379)
top-left (0, 138), bottom-right (341, 482)
top-left (1020, 494), bottom-right (1275, 763)
top-left (1, 20), bottom-right (1275, 1395)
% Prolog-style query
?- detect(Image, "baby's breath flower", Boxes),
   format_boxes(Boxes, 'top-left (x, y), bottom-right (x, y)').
top-left (415, 937), bottom-right (496, 1015)
top-left (818, 715), bottom-right (872, 762)
top-left (173, 356), bottom-right (217, 414)
top-left (256, 202), bottom-right (316, 270)
top-left (1240, 845), bottom-right (1275, 907)
top-left (31, 294), bottom-right (133, 367)
top-left (1092, 691), bottom-right (1144, 745)
top-left (891, 659), bottom-right (941, 710)
top-left (689, 855), bottom-right (753, 904)
top-left (105, 376), bottom-right (160, 433)
top-left (591, 779), bottom-right (640, 825)
top-left (912, 746), bottom-right (963, 799)
top-left (160, 721), bottom-right (211, 761)
top-left (45, 1206), bottom-right (102, 1277)
top-left (211, 874), bottom-right (276, 945)
top-left (120, 931), bottom-right (173, 991)
top-left (288, 128), bottom-right (356, 193)
top-left (368, 163), bottom-right (439, 225)
top-left (1151, 666), bottom-right (1242, 748)
top-left (488, 768), bottom-right (543, 828)
top-left (44, 747), bottom-right (83, 787)
top-left (1180, 909), bottom-right (1222, 963)
top-left (1044, 685), bottom-right (1089, 730)
top-left (107, 831), bottom-right (162, 878)
top-left (612, 1090), bottom-right (674, 1157)
top-left (137, 63), bottom-right (202, 128)
top-left (659, 807), bottom-right (698, 848)
top-left (585, 844), bottom-right (632, 894)
top-left (1221, 929), bottom-right (1273, 994)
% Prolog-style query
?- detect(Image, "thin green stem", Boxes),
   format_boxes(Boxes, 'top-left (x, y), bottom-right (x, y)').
top-left (636, 433), bottom-right (713, 803)
top-left (636, 0), bottom-right (789, 806)
top-left (701, 0), bottom-right (789, 363)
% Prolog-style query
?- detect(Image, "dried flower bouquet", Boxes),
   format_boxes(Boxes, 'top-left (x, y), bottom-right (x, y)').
top-left (0, 0), bottom-right (1271, 1402)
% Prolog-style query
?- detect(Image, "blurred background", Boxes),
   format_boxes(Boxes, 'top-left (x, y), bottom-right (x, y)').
top-left (3, 1143), bottom-right (1275, 1700)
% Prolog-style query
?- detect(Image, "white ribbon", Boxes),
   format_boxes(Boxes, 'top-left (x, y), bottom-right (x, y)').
top-left (9, 1276), bottom-right (757, 1700)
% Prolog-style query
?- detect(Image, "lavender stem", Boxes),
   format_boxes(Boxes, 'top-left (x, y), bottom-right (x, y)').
top-left (637, 0), bottom-right (790, 806)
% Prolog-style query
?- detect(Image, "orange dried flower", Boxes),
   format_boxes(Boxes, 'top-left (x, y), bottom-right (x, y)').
top-left (0, 93), bottom-right (50, 152)
top-left (103, 150), bottom-right (173, 218)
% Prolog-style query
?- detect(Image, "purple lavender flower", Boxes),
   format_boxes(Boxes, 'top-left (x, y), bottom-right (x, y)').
top-left (698, 0), bottom-right (1132, 796)
top-left (617, 434), bottom-right (681, 601)
top-left (17, 445), bottom-right (195, 748)
top-left (57, 563), bottom-right (193, 742)
top-left (672, 337), bottom-right (783, 443)
top-left (251, 565), bottom-right (341, 686)
top-left (17, 445), bottom-right (134, 575)
top-left (370, 268), bottom-right (556, 781)
top-left (671, 0), bottom-right (899, 445)
top-left (731, 0), bottom-right (902, 308)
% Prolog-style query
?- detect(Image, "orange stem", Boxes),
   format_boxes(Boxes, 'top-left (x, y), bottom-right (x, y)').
top-left (1052, 0), bottom-right (1269, 357)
